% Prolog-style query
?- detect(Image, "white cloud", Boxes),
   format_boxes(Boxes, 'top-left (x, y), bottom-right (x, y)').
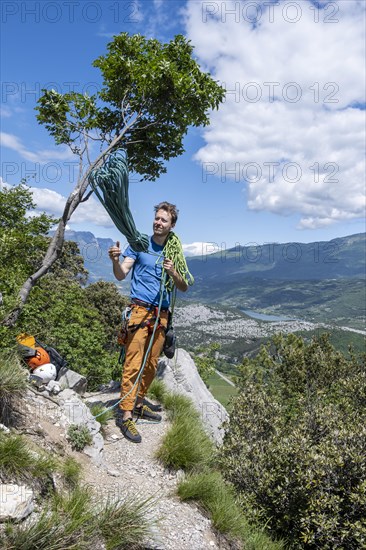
top-left (182, 242), bottom-right (220, 256)
top-left (1, 132), bottom-right (73, 164)
top-left (185, 0), bottom-right (366, 228)
top-left (29, 187), bottom-right (114, 227)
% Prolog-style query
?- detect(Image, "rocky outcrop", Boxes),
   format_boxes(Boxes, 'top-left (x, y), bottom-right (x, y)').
top-left (57, 388), bottom-right (104, 464)
top-left (57, 367), bottom-right (87, 395)
top-left (0, 484), bottom-right (34, 522)
top-left (157, 348), bottom-right (228, 444)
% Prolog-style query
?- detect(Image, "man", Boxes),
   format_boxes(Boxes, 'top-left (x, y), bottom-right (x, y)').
top-left (109, 202), bottom-right (188, 442)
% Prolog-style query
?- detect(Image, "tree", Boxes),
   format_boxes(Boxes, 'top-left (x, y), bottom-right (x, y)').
top-left (0, 184), bottom-right (55, 320)
top-left (2, 33), bottom-right (224, 327)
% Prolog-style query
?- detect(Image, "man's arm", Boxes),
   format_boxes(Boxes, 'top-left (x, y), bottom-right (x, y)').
top-left (163, 258), bottom-right (189, 292)
top-left (109, 241), bottom-right (135, 281)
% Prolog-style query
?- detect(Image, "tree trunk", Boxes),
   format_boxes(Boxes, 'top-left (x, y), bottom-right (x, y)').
top-left (2, 132), bottom-right (126, 328)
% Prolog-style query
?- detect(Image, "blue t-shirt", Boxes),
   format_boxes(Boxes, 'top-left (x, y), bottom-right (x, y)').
top-left (123, 237), bottom-right (170, 308)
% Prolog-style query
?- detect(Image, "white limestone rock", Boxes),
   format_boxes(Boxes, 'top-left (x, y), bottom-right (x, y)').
top-left (157, 349), bottom-right (228, 444)
top-left (0, 484), bottom-right (34, 522)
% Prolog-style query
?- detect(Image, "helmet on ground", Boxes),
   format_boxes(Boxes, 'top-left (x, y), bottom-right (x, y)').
top-left (26, 347), bottom-right (50, 370)
top-left (31, 363), bottom-right (57, 384)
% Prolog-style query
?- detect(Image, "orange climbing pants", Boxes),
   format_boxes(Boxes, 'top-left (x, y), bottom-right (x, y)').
top-left (120, 305), bottom-right (168, 411)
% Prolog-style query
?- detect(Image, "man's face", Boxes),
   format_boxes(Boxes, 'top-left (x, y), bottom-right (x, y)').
top-left (153, 209), bottom-right (174, 238)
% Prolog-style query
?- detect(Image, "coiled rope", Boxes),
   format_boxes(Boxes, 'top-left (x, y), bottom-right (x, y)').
top-left (159, 232), bottom-right (194, 292)
top-left (88, 152), bottom-right (149, 252)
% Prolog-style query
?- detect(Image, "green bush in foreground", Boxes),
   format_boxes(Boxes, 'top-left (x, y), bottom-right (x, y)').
top-left (219, 333), bottom-right (366, 549)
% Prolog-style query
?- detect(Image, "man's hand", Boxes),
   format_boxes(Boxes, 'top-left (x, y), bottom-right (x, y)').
top-left (109, 241), bottom-right (121, 263)
top-left (163, 258), bottom-right (175, 276)
top-left (163, 258), bottom-right (188, 292)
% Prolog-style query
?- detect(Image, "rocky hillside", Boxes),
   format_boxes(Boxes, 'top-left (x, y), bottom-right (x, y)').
top-left (0, 350), bottom-right (231, 550)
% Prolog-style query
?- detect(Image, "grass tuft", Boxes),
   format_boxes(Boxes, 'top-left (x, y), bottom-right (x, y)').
top-left (178, 471), bottom-right (284, 550)
top-left (156, 416), bottom-right (214, 471)
top-left (98, 495), bottom-right (156, 549)
top-left (88, 402), bottom-right (114, 426)
top-left (1, 486), bottom-right (154, 550)
top-left (147, 378), bottom-right (167, 403)
top-left (0, 432), bottom-right (56, 484)
top-left (60, 456), bottom-right (82, 488)
top-left (0, 351), bottom-right (27, 425)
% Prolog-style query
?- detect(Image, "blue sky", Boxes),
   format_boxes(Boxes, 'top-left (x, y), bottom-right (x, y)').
top-left (1, 0), bottom-right (365, 254)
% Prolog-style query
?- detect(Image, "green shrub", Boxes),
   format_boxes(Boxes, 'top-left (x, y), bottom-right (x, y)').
top-left (0, 351), bottom-right (27, 425)
top-left (67, 424), bottom-right (93, 452)
top-left (219, 334), bottom-right (366, 549)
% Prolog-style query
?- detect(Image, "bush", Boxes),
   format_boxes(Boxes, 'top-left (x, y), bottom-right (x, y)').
top-left (67, 424), bottom-right (93, 452)
top-left (219, 334), bottom-right (366, 549)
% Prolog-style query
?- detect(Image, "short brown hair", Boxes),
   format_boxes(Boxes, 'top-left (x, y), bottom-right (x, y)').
top-left (154, 202), bottom-right (179, 225)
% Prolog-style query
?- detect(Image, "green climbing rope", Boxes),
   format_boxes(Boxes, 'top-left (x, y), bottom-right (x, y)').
top-left (162, 232), bottom-right (194, 292)
top-left (88, 151), bottom-right (194, 290)
top-left (88, 152), bottom-right (149, 252)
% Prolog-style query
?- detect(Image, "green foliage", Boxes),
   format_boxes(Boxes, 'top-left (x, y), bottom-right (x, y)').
top-left (0, 183), bottom-right (56, 318)
top-left (178, 471), bottom-right (283, 550)
top-left (0, 351), bottom-right (27, 424)
top-left (36, 33), bottom-right (225, 181)
top-left (194, 342), bottom-right (220, 384)
top-left (0, 185), bottom-right (125, 389)
top-left (1, 486), bottom-right (155, 549)
top-left (0, 432), bottom-right (56, 487)
top-left (67, 425), bottom-right (93, 452)
top-left (84, 281), bottom-right (129, 351)
top-left (60, 456), bottom-right (82, 488)
top-left (88, 403), bottom-right (114, 426)
top-left (219, 334), bottom-right (366, 549)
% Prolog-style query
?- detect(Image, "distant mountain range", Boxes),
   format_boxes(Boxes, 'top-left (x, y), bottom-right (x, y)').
top-left (62, 230), bottom-right (365, 327)
top-left (187, 233), bottom-right (365, 281)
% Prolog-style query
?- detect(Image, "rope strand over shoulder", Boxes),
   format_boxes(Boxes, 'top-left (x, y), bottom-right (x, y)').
top-left (88, 152), bottom-right (149, 252)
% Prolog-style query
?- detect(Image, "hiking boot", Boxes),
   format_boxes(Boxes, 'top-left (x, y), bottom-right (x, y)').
top-left (142, 398), bottom-right (162, 412)
top-left (134, 404), bottom-right (162, 422)
top-left (118, 417), bottom-right (142, 443)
